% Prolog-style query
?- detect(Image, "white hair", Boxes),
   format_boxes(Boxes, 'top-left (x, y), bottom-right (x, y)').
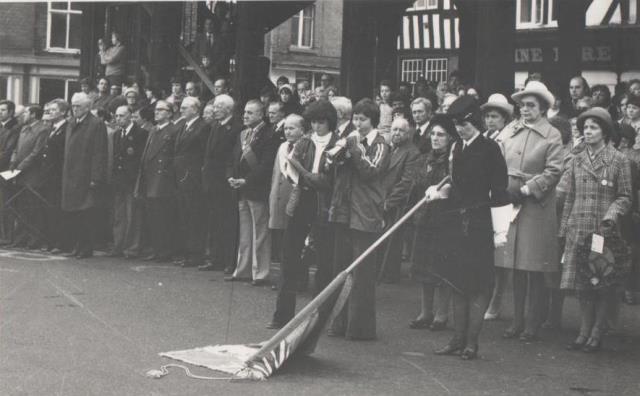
top-left (330, 96), bottom-right (352, 118)
top-left (181, 96), bottom-right (201, 110)
top-left (71, 92), bottom-right (91, 104)
top-left (213, 94), bottom-right (234, 111)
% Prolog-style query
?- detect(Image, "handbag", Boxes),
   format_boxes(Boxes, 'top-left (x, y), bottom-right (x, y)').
top-left (576, 231), bottom-right (630, 289)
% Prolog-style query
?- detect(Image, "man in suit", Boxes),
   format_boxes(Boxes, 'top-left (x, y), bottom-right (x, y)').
top-left (0, 100), bottom-right (21, 244)
top-left (174, 97), bottom-right (209, 267)
top-left (200, 94), bottom-right (242, 272)
top-left (226, 100), bottom-right (278, 285)
top-left (268, 101), bottom-right (286, 144)
top-left (9, 105), bottom-right (50, 249)
top-left (62, 92), bottom-right (109, 258)
top-left (109, 105), bottom-right (148, 258)
top-left (191, 18), bottom-right (228, 80)
top-left (379, 117), bottom-right (420, 283)
top-left (135, 100), bottom-right (178, 262)
top-left (39, 99), bottom-right (69, 252)
top-left (411, 97), bottom-right (434, 154)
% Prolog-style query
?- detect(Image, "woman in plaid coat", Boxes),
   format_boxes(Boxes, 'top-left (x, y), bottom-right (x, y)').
top-left (559, 107), bottom-right (633, 352)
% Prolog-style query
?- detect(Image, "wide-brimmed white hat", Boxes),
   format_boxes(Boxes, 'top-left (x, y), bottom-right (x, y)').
top-left (480, 93), bottom-right (514, 117)
top-left (511, 81), bottom-right (555, 108)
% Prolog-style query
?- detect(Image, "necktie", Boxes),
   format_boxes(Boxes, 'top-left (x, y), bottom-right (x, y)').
top-left (362, 139), bottom-right (369, 150)
top-left (287, 141), bottom-right (294, 153)
top-left (121, 128), bottom-right (126, 139)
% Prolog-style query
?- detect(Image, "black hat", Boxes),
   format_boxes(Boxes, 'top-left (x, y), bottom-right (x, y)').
top-left (627, 93), bottom-right (640, 108)
top-left (447, 96), bottom-right (481, 130)
top-left (428, 114), bottom-right (458, 141)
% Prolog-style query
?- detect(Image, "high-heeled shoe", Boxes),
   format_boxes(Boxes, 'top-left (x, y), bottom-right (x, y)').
top-left (566, 335), bottom-right (588, 351)
top-left (460, 345), bottom-right (478, 360)
top-left (582, 337), bottom-right (602, 353)
top-left (434, 339), bottom-right (465, 355)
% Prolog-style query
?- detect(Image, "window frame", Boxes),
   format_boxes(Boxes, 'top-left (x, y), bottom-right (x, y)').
top-left (424, 58), bottom-right (448, 83)
top-left (291, 6), bottom-right (315, 49)
top-left (45, 1), bottom-right (82, 54)
top-left (516, 0), bottom-right (557, 29)
top-left (400, 58), bottom-right (424, 84)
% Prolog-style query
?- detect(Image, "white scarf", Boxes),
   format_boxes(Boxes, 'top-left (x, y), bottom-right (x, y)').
top-left (310, 132), bottom-right (332, 173)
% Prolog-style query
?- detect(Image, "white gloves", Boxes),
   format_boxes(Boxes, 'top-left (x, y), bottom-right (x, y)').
top-left (491, 204), bottom-right (513, 248)
top-left (425, 184), bottom-right (450, 202)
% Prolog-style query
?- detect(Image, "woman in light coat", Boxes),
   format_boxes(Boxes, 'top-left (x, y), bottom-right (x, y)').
top-left (495, 81), bottom-right (564, 341)
top-left (560, 107), bottom-right (632, 352)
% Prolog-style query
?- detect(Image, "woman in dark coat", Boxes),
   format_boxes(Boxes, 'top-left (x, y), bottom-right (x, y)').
top-left (409, 115), bottom-right (457, 331)
top-left (427, 96), bottom-right (510, 360)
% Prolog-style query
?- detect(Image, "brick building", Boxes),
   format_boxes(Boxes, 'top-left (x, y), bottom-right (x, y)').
top-left (265, 0), bottom-right (343, 89)
top-left (0, 1), bottom-right (81, 105)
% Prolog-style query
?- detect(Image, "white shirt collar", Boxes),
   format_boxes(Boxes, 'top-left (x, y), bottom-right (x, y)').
top-left (53, 119), bottom-right (66, 130)
top-left (338, 120), bottom-right (350, 134)
top-left (220, 116), bottom-right (232, 126)
top-left (364, 129), bottom-right (378, 146)
top-left (123, 122), bottom-right (134, 135)
top-left (185, 116), bottom-right (199, 129)
top-left (157, 122), bottom-right (170, 130)
top-left (463, 131), bottom-right (480, 147)
top-left (76, 114), bottom-right (87, 124)
top-left (276, 119), bottom-right (286, 129)
top-left (418, 122), bottom-right (429, 136)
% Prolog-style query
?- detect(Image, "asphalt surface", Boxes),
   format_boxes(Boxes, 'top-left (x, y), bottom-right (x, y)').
top-left (1, 250), bottom-right (639, 396)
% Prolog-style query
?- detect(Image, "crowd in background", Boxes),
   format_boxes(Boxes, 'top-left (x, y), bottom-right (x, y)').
top-left (0, 58), bottom-right (639, 360)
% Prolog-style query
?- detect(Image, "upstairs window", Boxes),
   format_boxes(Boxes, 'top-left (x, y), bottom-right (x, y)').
top-left (517, 0), bottom-right (557, 29)
top-left (46, 1), bottom-right (82, 53)
top-left (291, 6), bottom-right (314, 48)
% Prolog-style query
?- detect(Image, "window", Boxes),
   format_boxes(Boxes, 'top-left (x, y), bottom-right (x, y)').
top-left (46, 1), bottom-right (82, 53)
top-left (401, 59), bottom-right (424, 83)
top-left (425, 58), bottom-right (448, 82)
top-left (516, 0), bottom-right (557, 29)
top-left (407, 0), bottom-right (437, 11)
top-left (426, 0), bottom-right (438, 9)
top-left (0, 77), bottom-right (7, 100)
top-left (291, 6), bottom-right (314, 48)
top-left (38, 78), bottom-right (78, 104)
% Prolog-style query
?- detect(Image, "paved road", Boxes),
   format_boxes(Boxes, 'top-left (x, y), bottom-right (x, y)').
top-left (1, 250), bottom-right (639, 396)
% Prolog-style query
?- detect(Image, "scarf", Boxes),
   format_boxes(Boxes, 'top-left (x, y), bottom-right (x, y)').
top-left (310, 132), bottom-right (332, 173)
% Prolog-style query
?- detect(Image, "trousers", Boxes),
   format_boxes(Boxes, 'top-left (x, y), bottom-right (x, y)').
top-left (233, 199), bottom-right (271, 280)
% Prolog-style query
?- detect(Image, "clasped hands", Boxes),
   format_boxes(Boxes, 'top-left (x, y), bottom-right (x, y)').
top-left (227, 178), bottom-right (246, 189)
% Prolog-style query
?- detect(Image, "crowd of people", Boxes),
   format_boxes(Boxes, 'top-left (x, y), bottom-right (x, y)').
top-left (0, 66), bottom-right (639, 360)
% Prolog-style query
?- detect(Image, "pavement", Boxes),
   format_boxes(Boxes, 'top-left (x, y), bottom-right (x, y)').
top-left (1, 250), bottom-right (639, 396)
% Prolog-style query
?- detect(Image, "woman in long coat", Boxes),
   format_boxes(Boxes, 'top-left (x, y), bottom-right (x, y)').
top-left (429, 96), bottom-right (510, 360)
top-left (495, 81), bottom-right (564, 341)
top-left (560, 107), bottom-right (632, 352)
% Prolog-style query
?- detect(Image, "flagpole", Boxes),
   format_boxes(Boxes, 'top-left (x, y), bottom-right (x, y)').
top-left (245, 176), bottom-right (451, 364)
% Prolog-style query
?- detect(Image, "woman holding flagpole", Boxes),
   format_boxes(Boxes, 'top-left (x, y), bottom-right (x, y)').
top-left (427, 96), bottom-right (510, 360)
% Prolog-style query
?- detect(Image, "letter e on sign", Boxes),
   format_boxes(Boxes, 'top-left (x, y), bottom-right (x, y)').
top-left (531, 48), bottom-right (543, 62)
top-left (596, 46), bottom-right (612, 62)
top-left (582, 46), bottom-right (595, 62)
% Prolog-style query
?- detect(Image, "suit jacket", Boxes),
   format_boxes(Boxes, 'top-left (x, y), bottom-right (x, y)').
top-left (382, 142), bottom-right (421, 211)
top-left (12, 120), bottom-right (50, 187)
top-left (202, 117), bottom-right (242, 194)
top-left (271, 122), bottom-right (286, 145)
top-left (61, 114), bottom-right (109, 211)
top-left (226, 122), bottom-right (279, 202)
top-left (337, 121), bottom-right (356, 139)
top-left (174, 117), bottom-right (209, 193)
top-left (0, 117), bottom-right (20, 171)
top-left (100, 43), bottom-right (126, 77)
top-left (36, 120), bottom-right (67, 192)
top-left (191, 33), bottom-right (229, 78)
top-left (413, 121), bottom-right (432, 154)
top-left (268, 141), bottom-right (295, 230)
top-left (112, 123), bottom-right (149, 190)
top-left (135, 122), bottom-right (178, 199)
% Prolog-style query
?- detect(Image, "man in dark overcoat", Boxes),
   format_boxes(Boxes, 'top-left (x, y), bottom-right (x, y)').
top-left (200, 94), bottom-right (241, 272)
top-left (38, 99), bottom-right (69, 252)
top-left (0, 100), bottom-right (21, 244)
top-left (110, 105), bottom-right (148, 258)
top-left (134, 100), bottom-right (178, 262)
top-left (173, 97), bottom-right (210, 267)
top-left (61, 92), bottom-right (109, 258)
top-left (9, 105), bottom-right (50, 249)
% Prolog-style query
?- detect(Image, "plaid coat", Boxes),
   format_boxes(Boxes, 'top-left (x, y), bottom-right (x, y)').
top-left (559, 144), bottom-right (633, 290)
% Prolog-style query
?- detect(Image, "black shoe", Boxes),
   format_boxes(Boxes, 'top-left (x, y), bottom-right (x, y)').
top-left (460, 345), bottom-right (478, 360)
top-left (519, 332), bottom-right (538, 342)
top-left (224, 276), bottom-right (250, 282)
top-left (429, 320), bottom-right (448, 331)
top-left (502, 327), bottom-right (523, 339)
top-left (223, 267), bottom-right (235, 275)
top-left (266, 321), bottom-right (284, 330)
top-left (106, 250), bottom-right (124, 258)
top-left (566, 335), bottom-right (588, 351)
top-left (180, 261), bottom-right (199, 268)
top-left (155, 255), bottom-right (172, 263)
top-left (252, 279), bottom-right (268, 286)
top-left (434, 339), bottom-right (465, 355)
top-left (409, 316), bottom-right (433, 329)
